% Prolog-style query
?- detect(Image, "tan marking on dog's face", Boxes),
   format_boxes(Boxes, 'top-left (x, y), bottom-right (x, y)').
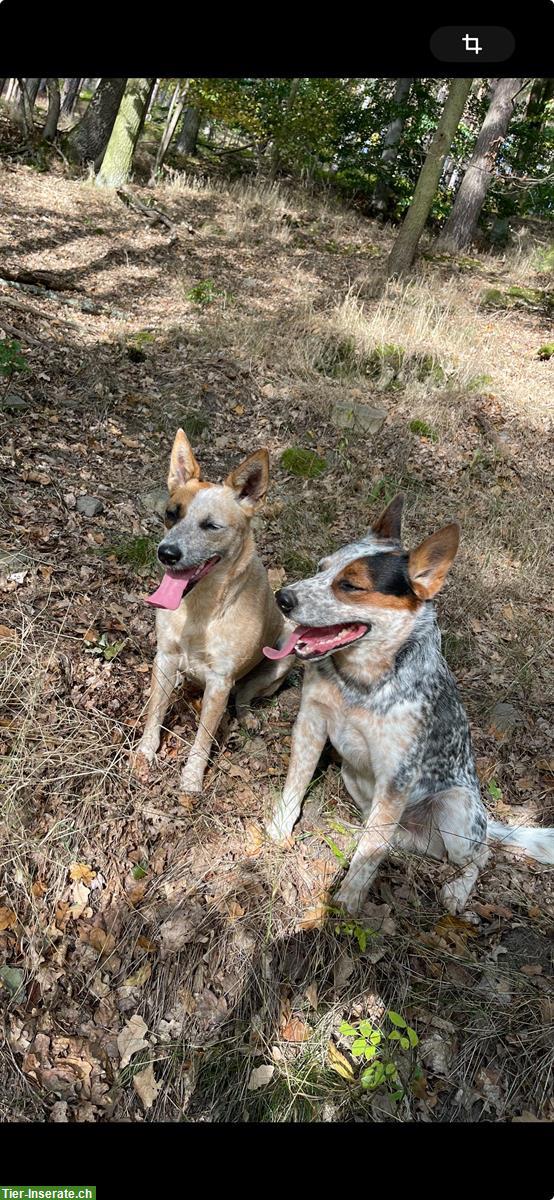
top-left (332, 557), bottom-right (420, 612)
top-left (164, 480), bottom-right (213, 527)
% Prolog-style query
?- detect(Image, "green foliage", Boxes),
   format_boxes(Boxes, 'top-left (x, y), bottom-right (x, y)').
top-left (186, 278), bottom-right (225, 306)
top-left (488, 779), bottom-right (503, 802)
top-left (280, 447), bottom-right (327, 478)
top-left (537, 343), bottom-right (554, 360)
top-left (331, 910), bottom-right (376, 953)
top-left (0, 339), bottom-right (29, 379)
top-left (409, 418), bottom-right (438, 441)
top-left (339, 1010), bottom-right (419, 1094)
top-left (85, 632), bottom-right (127, 662)
top-left (107, 535), bottom-right (159, 570)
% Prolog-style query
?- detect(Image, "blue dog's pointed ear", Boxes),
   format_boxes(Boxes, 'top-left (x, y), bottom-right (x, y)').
top-left (371, 493), bottom-right (404, 541)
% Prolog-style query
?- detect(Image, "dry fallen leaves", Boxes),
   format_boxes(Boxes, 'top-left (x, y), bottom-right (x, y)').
top-left (327, 1042), bottom-right (355, 1082)
top-left (247, 1064), bottom-right (275, 1091)
top-left (117, 1013), bottom-right (149, 1068)
top-left (281, 1015), bottom-right (312, 1043)
top-left (133, 1062), bottom-right (162, 1110)
top-left (69, 862), bottom-right (96, 885)
top-left (0, 907), bottom-right (17, 931)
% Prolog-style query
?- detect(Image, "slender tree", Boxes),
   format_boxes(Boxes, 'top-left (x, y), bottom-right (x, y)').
top-left (42, 78), bottom-right (61, 141)
top-left (96, 78), bottom-right (154, 188)
top-left (437, 78), bottom-right (523, 253)
top-left (18, 79), bottom-right (39, 134)
top-left (151, 79), bottom-right (189, 177)
top-left (372, 77), bottom-right (413, 216)
top-left (176, 106), bottom-right (201, 155)
top-left (61, 78), bottom-right (83, 118)
top-left (387, 78), bottom-right (472, 276)
top-left (66, 78), bottom-right (127, 167)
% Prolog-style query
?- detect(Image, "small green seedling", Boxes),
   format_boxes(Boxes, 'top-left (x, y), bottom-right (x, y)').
top-left (488, 779), bottom-right (502, 802)
top-left (329, 907), bottom-right (376, 952)
top-left (85, 632), bottom-right (127, 662)
top-left (340, 1010), bottom-right (419, 1094)
top-left (186, 279), bottom-right (226, 306)
top-left (0, 339), bottom-right (29, 379)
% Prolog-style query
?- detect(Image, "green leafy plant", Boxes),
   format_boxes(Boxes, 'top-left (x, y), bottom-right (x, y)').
top-left (186, 278), bottom-right (228, 306)
top-left (0, 339), bottom-right (29, 393)
top-left (330, 908), bottom-right (376, 952)
top-left (409, 418), bottom-right (438, 441)
top-left (488, 779), bottom-right (502, 802)
top-left (85, 632), bottom-right (127, 662)
top-left (339, 1010), bottom-right (419, 1093)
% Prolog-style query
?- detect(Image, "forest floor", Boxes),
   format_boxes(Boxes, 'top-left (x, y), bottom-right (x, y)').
top-left (0, 112), bottom-right (553, 1123)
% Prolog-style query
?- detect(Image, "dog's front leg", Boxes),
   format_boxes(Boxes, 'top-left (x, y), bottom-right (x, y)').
top-left (179, 674), bottom-right (232, 795)
top-left (266, 701), bottom-right (327, 842)
top-left (334, 786), bottom-right (406, 915)
top-left (133, 652), bottom-right (180, 776)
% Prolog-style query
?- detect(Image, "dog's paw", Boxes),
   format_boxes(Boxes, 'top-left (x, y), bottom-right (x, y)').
top-left (179, 768), bottom-right (203, 796)
top-left (440, 879), bottom-right (468, 915)
top-left (265, 816), bottom-right (294, 847)
top-left (130, 747), bottom-right (156, 780)
top-left (333, 881), bottom-right (365, 917)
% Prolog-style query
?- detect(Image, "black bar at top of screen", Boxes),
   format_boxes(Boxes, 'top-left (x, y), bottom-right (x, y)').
top-left (430, 26), bottom-right (516, 64)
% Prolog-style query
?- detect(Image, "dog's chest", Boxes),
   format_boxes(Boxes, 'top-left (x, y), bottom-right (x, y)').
top-left (310, 672), bottom-right (420, 779)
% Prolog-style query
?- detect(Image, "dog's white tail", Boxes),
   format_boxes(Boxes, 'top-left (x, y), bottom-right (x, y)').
top-left (487, 819), bottom-right (554, 866)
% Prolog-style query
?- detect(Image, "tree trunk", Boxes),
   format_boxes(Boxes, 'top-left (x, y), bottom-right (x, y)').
top-left (37, 80), bottom-right (48, 98)
top-left (61, 78), bottom-right (83, 117)
top-left (176, 106), bottom-right (201, 155)
top-left (269, 78), bottom-right (301, 181)
top-left (0, 81), bottom-right (6, 97)
top-left (96, 78), bottom-right (154, 188)
top-left (151, 80), bottom-right (188, 176)
top-left (42, 79), bottom-right (61, 141)
top-left (387, 78), bottom-right (472, 277)
top-left (66, 77), bottom-right (127, 166)
top-left (18, 79), bottom-right (39, 134)
top-left (5, 79), bottom-right (18, 102)
top-left (436, 78), bottom-right (522, 253)
top-left (373, 78), bottom-right (413, 215)
top-left (146, 79), bottom-right (160, 121)
top-left (515, 77), bottom-right (554, 167)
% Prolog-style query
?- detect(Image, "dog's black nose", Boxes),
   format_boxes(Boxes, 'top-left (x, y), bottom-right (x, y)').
top-left (158, 542), bottom-right (181, 566)
top-left (276, 588), bottom-right (297, 615)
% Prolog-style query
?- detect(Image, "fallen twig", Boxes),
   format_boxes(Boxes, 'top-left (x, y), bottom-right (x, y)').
top-left (0, 276), bottom-right (126, 319)
top-left (117, 188), bottom-right (175, 232)
top-left (0, 316), bottom-right (45, 347)
top-left (0, 292), bottom-right (79, 329)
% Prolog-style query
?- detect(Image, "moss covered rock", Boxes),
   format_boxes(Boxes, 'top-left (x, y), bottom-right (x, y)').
top-left (280, 447), bottom-right (327, 478)
top-left (537, 343), bottom-right (554, 360)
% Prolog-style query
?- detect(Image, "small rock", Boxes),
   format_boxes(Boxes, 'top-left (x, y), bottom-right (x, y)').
top-left (63, 492), bottom-right (76, 510)
top-left (488, 701), bottom-right (524, 739)
top-left (76, 495), bottom-right (104, 518)
top-left (331, 400), bottom-right (387, 435)
top-left (0, 393), bottom-right (27, 411)
top-left (140, 486), bottom-right (168, 517)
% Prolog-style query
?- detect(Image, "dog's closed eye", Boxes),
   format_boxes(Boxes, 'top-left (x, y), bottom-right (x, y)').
top-left (200, 517), bottom-right (223, 531)
top-left (338, 580), bottom-right (363, 593)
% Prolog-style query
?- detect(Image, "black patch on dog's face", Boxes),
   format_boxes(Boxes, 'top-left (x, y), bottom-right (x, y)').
top-left (366, 552), bottom-right (414, 598)
top-left (164, 504), bottom-right (182, 528)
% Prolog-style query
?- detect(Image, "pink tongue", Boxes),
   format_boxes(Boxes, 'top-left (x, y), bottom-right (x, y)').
top-left (263, 627), bottom-right (305, 660)
top-left (146, 571), bottom-right (194, 610)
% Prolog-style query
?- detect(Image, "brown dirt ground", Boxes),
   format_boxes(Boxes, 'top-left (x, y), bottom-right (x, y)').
top-left (0, 115), bottom-right (553, 1123)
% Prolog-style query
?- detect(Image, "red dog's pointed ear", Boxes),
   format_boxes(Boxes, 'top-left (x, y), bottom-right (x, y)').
top-left (408, 523), bottom-right (460, 599)
top-left (225, 449), bottom-right (269, 514)
top-left (167, 429), bottom-right (201, 492)
top-left (372, 493), bottom-right (404, 541)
